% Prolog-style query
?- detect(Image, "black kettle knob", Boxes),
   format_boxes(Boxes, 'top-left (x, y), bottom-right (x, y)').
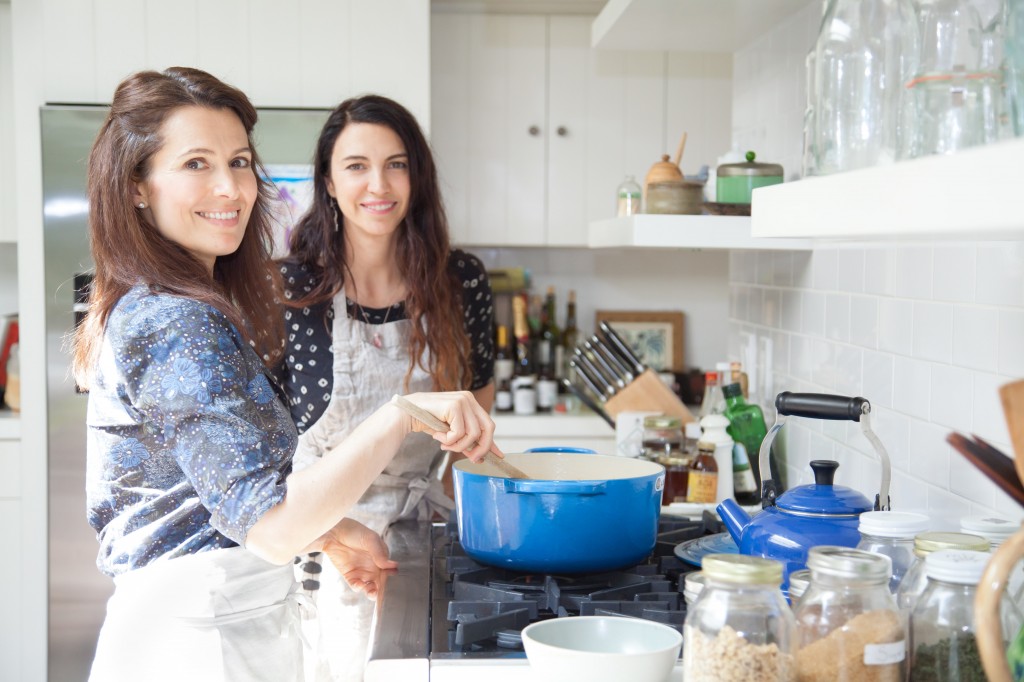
top-left (810, 460), bottom-right (839, 486)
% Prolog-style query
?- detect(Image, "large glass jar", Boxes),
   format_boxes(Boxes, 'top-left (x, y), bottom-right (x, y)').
top-left (896, 532), bottom-right (990, 615)
top-left (857, 510), bottom-right (931, 593)
top-left (683, 554), bottom-right (796, 681)
top-left (795, 546), bottom-right (905, 681)
top-left (909, 549), bottom-right (993, 681)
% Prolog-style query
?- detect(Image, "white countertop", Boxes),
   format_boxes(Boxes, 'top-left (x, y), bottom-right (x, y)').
top-left (491, 412), bottom-right (614, 438)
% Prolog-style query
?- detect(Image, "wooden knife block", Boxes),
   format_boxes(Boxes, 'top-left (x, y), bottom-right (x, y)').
top-left (604, 369), bottom-right (697, 425)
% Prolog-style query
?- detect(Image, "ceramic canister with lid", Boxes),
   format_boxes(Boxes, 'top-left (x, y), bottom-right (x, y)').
top-left (684, 554), bottom-right (796, 682)
top-left (795, 547), bottom-right (905, 681)
top-left (715, 151), bottom-right (783, 205)
top-left (857, 511), bottom-right (932, 593)
top-left (896, 531), bottom-right (990, 615)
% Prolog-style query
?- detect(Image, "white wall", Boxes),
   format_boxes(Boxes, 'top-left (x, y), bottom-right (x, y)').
top-left (729, 3), bottom-right (1024, 528)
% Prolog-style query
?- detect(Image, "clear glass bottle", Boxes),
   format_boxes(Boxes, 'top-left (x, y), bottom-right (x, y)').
top-left (683, 554), bottom-right (796, 682)
top-left (908, 549), bottom-right (995, 681)
top-left (642, 415), bottom-right (688, 503)
top-left (795, 546), bottom-right (906, 681)
top-left (856, 510), bottom-right (932, 593)
top-left (896, 531), bottom-right (990, 615)
top-left (811, 0), bottom-right (920, 173)
top-left (616, 175), bottom-right (642, 217)
top-left (699, 370), bottom-right (723, 418)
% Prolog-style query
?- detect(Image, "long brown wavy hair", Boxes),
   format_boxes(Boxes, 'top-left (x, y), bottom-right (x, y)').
top-left (72, 67), bottom-right (283, 388)
top-left (282, 95), bottom-right (470, 391)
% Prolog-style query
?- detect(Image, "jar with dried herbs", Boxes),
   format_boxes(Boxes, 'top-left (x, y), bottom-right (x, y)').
top-left (683, 554), bottom-right (796, 681)
top-left (909, 549), bottom-right (996, 681)
top-left (794, 546), bottom-right (905, 682)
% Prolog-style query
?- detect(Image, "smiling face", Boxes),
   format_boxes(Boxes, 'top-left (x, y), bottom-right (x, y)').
top-left (134, 106), bottom-right (257, 273)
top-left (326, 122), bottom-right (411, 242)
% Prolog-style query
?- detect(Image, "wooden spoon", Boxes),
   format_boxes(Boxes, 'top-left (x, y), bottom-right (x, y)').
top-left (390, 394), bottom-right (529, 479)
top-left (947, 432), bottom-right (1024, 507)
top-left (673, 131), bottom-right (688, 169)
top-left (1000, 379), bottom-right (1024, 482)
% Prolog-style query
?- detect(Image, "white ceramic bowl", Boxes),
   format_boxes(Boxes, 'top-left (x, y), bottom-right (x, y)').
top-left (521, 615), bottom-right (682, 682)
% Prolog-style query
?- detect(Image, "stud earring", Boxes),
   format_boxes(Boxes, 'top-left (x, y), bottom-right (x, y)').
top-left (137, 202), bottom-right (146, 209)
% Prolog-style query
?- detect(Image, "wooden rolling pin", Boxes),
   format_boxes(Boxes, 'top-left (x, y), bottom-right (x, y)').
top-left (390, 394), bottom-right (529, 479)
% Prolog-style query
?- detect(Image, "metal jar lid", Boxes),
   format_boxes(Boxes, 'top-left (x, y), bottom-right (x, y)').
top-left (702, 554), bottom-right (784, 586)
top-left (806, 546), bottom-right (891, 582)
top-left (913, 531), bottom-right (990, 556)
top-left (644, 415), bottom-right (682, 430)
top-left (717, 150), bottom-right (783, 177)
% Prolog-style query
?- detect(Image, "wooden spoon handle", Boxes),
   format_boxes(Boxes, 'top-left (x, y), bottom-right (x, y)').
top-left (390, 394), bottom-right (528, 479)
top-left (673, 131), bottom-right (688, 168)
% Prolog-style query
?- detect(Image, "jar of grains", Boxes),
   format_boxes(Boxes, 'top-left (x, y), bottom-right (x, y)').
top-left (795, 546), bottom-right (905, 682)
top-left (683, 554), bottom-right (796, 682)
top-left (909, 550), bottom-right (994, 681)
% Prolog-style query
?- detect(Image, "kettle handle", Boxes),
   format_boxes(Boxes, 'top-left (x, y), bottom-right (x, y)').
top-left (776, 392), bottom-right (869, 421)
top-left (760, 392), bottom-right (892, 512)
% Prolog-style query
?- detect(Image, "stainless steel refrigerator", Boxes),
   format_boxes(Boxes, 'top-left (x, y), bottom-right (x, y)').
top-left (41, 105), bottom-right (329, 680)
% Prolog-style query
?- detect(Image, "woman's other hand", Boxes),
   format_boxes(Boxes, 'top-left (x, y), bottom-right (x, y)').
top-left (320, 519), bottom-right (398, 600)
top-left (400, 391), bottom-right (502, 463)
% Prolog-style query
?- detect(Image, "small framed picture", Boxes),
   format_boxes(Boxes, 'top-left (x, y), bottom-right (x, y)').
top-left (595, 311), bottom-right (685, 372)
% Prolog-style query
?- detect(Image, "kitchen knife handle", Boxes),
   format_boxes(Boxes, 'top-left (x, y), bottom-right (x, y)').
top-left (599, 321), bottom-right (646, 375)
top-left (583, 340), bottom-right (626, 389)
top-left (573, 348), bottom-right (616, 398)
top-left (561, 378), bottom-right (615, 428)
top-left (775, 392), bottom-right (870, 422)
top-left (589, 334), bottom-right (634, 384)
top-left (567, 360), bottom-right (607, 401)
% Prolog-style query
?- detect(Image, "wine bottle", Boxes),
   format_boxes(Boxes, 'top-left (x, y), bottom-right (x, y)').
top-left (561, 289), bottom-right (579, 390)
top-left (511, 294), bottom-right (536, 415)
top-left (494, 324), bottom-right (514, 384)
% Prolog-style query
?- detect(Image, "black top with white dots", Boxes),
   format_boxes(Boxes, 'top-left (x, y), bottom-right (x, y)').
top-left (276, 249), bottom-right (495, 434)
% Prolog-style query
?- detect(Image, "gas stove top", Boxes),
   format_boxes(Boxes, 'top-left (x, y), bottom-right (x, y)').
top-left (364, 512), bottom-right (722, 681)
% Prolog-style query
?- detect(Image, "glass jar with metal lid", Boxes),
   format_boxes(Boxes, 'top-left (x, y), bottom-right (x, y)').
top-left (794, 546), bottom-right (906, 681)
top-left (642, 415), bottom-right (688, 503)
top-left (787, 568), bottom-right (812, 606)
top-left (715, 151), bottom-right (783, 205)
top-left (683, 554), bottom-right (796, 681)
top-left (909, 549), bottom-right (1000, 681)
top-left (857, 510), bottom-right (932, 593)
top-left (896, 531), bottom-right (990, 615)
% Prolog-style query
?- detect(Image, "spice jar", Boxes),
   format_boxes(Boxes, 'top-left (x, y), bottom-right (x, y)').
top-left (896, 532), bottom-right (990, 615)
top-left (683, 554), bottom-right (796, 682)
top-left (686, 440), bottom-right (718, 504)
top-left (909, 549), bottom-right (996, 681)
top-left (856, 511), bottom-right (931, 593)
top-left (795, 546), bottom-right (906, 682)
top-left (643, 415), bottom-right (687, 502)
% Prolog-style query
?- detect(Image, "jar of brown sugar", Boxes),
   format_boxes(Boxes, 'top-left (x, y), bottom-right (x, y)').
top-left (795, 546), bottom-right (905, 682)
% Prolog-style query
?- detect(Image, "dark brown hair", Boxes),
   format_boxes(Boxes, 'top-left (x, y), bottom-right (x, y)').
top-left (72, 67), bottom-right (283, 388)
top-left (283, 95), bottom-right (470, 391)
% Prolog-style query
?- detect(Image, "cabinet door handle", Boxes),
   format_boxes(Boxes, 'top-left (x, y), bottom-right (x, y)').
top-left (528, 125), bottom-right (540, 136)
top-left (556, 126), bottom-right (568, 137)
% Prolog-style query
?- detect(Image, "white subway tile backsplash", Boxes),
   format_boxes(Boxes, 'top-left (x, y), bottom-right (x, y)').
top-left (762, 289), bottom-right (781, 328)
top-left (801, 290), bottom-right (826, 336)
top-left (771, 251), bottom-right (794, 287)
top-left (811, 338), bottom-right (837, 389)
top-left (836, 249), bottom-right (865, 293)
top-left (927, 487), bottom-right (974, 531)
top-left (781, 290), bottom-right (802, 332)
top-left (825, 294), bottom-right (851, 342)
top-left (894, 247), bottom-right (933, 300)
top-left (812, 248), bottom-right (838, 290)
top-left (833, 345), bottom-right (863, 398)
top-left (790, 334), bottom-right (813, 383)
top-left (871, 406), bottom-right (910, 472)
top-left (976, 242), bottom-right (1024, 307)
top-left (893, 356), bottom-right (932, 419)
top-left (849, 296), bottom-right (879, 349)
top-left (952, 304), bottom-right (999, 372)
top-left (878, 299), bottom-right (914, 356)
top-left (928, 363), bottom-right (974, 433)
top-left (932, 244), bottom-right (976, 303)
top-left (864, 248), bottom-right (897, 297)
top-left (862, 350), bottom-right (895, 408)
top-left (908, 418), bottom-right (951, 489)
top-left (912, 301), bottom-right (953, 363)
top-left (998, 308), bottom-right (1024, 376)
top-left (890, 469), bottom-right (929, 515)
top-left (972, 371), bottom-right (1014, 445)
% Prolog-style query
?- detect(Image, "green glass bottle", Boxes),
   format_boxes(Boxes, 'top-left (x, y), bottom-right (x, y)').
top-left (722, 382), bottom-right (764, 506)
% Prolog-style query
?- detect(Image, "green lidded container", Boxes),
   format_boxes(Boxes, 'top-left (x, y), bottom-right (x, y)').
top-left (716, 151), bottom-right (783, 205)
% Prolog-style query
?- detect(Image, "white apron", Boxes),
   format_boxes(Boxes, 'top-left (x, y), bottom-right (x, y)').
top-left (294, 289), bottom-right (451, 682)
top-left (89, 546), bottom-right (309, 682)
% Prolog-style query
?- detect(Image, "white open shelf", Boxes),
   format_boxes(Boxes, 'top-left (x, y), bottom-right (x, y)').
top-left (588, 214), bottom-right (813, 250)
top-left (592, 0), bottom-right (811, 52)
top-left (752, 137), bottom-right (1024, 240)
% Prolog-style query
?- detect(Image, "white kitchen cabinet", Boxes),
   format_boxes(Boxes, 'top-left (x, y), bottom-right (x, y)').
top-left (39, 0), bottom-right (430, 123)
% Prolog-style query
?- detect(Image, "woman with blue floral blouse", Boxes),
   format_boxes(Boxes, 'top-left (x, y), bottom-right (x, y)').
top-left (70, 67), bottom-right (500, 682)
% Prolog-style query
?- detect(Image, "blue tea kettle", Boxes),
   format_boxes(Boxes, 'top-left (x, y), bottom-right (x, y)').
top-left (717, 392), bottom-right (893, 587)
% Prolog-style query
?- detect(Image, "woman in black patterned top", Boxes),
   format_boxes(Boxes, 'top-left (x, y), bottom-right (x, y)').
top-left (275, 95), bottom-right (494, 681)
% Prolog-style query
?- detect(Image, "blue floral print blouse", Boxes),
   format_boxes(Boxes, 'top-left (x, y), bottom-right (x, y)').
top-left (86, 285), bottom-right (297, 577)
